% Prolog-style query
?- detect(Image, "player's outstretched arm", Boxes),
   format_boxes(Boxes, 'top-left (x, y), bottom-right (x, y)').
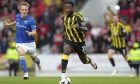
top-left (4, 21), bottom-right (16, 26)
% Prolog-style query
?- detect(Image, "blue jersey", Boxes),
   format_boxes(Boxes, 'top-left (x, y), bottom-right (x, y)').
top-left (16, 14), bottom-right (36, 43)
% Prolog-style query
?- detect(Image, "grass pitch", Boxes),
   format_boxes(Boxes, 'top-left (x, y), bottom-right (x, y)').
top-left (0, 77), bottom-right (139, 84)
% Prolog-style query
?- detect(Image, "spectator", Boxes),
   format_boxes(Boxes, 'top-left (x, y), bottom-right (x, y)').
top-left (53, 29), bottom-right (63, 53)
top-left (128, 2), bottom-right (136, 23)
top-left (85, 31), bottom-right (93, 53)
top-left (128, 42), bottom-right (140, 76)
top-left (0, 37), bottom-right (8, 54)
top-left (37, 21), bottom-right (49, 49)
top-left (91, 23), bottom-right (103, 53)
top-left (136, 0), bottom-right (140, 6)
top-left (6, 41), bottom-right (19, 77)
top-left (118, 0), bottom-right (130, 19)
top-left (100, 24), bottom-right (110, 52)
top-left (134, 6), bottom-right (140, 23)
top-left (132, 19), bottom-right (140, 41)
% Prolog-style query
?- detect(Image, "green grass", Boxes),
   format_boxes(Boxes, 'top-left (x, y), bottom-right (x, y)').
top-left (0, 77), bottom-right (139, 84)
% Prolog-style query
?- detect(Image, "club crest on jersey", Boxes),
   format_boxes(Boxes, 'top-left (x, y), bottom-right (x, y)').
top-left (24, 20), bottom-right (28, 24)
top-left (16, 22), bottom-right (27, 29)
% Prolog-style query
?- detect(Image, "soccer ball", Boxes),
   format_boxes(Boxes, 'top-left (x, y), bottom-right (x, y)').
top-left (59, 77), bottom-right (71, 84)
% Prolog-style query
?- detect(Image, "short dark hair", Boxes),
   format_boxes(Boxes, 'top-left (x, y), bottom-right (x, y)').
top-left (65, 1), bottom-right (74, 7)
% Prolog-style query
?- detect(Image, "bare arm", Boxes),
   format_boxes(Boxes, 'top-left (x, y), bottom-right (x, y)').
top-left (4, 21), bottom-right (16, 26)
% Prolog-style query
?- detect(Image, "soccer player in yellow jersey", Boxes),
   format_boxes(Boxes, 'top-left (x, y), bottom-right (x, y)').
top-left (60, 1), bottom-right (97, 83)
top-left (107, 15), bottom-right (131, 75)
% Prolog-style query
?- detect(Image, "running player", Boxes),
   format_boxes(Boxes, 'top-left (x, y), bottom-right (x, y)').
top-left (60, 1), bottom-right (97, 82)
top-left (4, 2), bottom-right (41, 79)
top-left (107, 15), bottom-right (131, 75)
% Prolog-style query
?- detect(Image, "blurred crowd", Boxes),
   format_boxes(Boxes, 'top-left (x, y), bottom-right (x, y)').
top-left (0, 0), bottom-right (140, 55)
top-left (0, 0), bottom-right (85, 55)
top-left (90, 0), bottom-right (140, 53)
top-left (118, 0), bottom-right (140, 44)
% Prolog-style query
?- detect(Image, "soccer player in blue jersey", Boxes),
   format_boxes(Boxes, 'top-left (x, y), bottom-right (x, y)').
top-left (4, 2), bottom-right (41, 80)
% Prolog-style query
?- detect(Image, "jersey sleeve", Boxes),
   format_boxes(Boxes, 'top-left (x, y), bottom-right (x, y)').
top-left (30, 17), bottom-right (36, 30)
top-left (76, 13), bottom-right (87, 28)
top-left (108, 24), bottom-right (112, 37)
top-left (76, 13), bottom-right (84, 23)
top-left (120, 24), bottom-right (128, 40)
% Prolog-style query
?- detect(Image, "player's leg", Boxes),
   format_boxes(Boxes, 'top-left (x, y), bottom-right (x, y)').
top-left (132, 64), bottom-right (139, 76)
top-left (61, 43), bottom-right (72, 79)
top-left (16, 46), bottom-right (28, 79)
top-left (29, 51), bottom-right (41, 71)
top-left (13, 62), bottom-right (18, 77)
top-left (107, 49), bottom-right (116, 67)
top-left (119, 48), bottom-right (132, 69)
top-left (107, 48), bottom-right (118, 75)
top-left (78, 52), bottom-right (97, 69)
top-left (27, 42), bottom-right (41, 71)
top-left (75, 43), bottom-right (97, 69)
top-left (9, 63), bottom-right (12, 77)
top-left (137, 64), bottom-right (140, 76)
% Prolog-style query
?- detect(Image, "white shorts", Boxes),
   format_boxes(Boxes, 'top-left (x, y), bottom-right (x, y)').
top-left (16, 42), bottom-right (37, 56)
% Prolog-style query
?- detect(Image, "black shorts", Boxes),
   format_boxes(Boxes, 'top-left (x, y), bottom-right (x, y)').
top-left (110, 46), bottom-right (127, 57)
top-left (64, 39), bottom-right (86, 55)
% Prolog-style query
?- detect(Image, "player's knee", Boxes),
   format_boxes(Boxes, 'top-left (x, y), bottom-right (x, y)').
top-left (123, 56), bottom-right (128, 61)
top-left (30, 52), bottom-right (37, 56)
top-left (79, 54), bottom-right (89, 64)
top-left (19, 52), bottom-right (26, 56)
top-left (63, 49), bottom-right (70, 55)
top-left (17, 50), bottom-right (25, 56)
top-left (16, 47), bottom-right (26, 56)
top-left (30, 52), bottom-right (38, 60)
top-left (107, 52), bottom-right (113, 58)
top-left (108, 54), bottom-right (112, 59)
top-left (30, 54), bottom-right (40, 63)
top-left (63, 44), bottom-right (71, 55)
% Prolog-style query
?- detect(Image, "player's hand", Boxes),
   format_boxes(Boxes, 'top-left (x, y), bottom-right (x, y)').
top-left (113, 32), bottom-right (118, 36)
top-left (25, 31), bottom-right (31, 36)
top-left (108, 37), bottom-right (111, 42)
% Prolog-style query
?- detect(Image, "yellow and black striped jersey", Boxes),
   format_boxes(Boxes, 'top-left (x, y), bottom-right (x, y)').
top-left (109, 22), bottom-right (127, 48)
top-left (62, 12), bottom-right (85, 43)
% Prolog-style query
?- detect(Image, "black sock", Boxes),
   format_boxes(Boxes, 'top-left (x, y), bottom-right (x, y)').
top-left (109, 58), bottom-right (115, 67)
top-left (136, 67), bottom-right (139, 76)
top-left (62, 59), bottom-right (68, 73)
top-left (127, 60), bottom-right (132, 69)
